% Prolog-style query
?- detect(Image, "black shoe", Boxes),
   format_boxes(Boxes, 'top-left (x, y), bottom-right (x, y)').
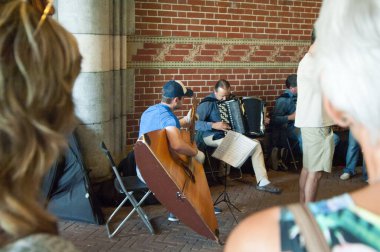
top-left (256, 183), bottom-right (282, 194)
top-left (280, 148), bottom-right (288, 161)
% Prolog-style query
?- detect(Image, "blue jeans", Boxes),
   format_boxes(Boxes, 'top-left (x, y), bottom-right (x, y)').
top-left (343, 131), bottom-right (367, 180)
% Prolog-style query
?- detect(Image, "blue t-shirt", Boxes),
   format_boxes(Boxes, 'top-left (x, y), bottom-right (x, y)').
top-left (136, 104), bottom-right (180, 183)
top-left (139, 103), bottom-right (180, 138)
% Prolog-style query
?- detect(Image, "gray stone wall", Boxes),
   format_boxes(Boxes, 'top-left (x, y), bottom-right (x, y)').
top-left (55, 0), bottom-right (133, 182)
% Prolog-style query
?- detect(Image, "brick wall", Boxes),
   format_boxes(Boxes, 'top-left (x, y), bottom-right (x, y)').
top-left (126, 0), bottom-right (322, 145)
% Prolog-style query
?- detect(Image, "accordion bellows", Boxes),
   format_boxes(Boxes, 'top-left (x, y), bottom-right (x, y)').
top-left (217, 97), bottom-right (265, 136)
top-left (218, 100), bottom-right (246, 134)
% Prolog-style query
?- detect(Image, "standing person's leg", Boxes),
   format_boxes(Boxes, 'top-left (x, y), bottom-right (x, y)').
top-left (300, 127), bottom-right (334, 203)
top-left (304, 171), bottom-right (323, 202)
top-left (299, 168), bottom-right (308, 203)
top-left (341, 131), bottom-right (360, 180)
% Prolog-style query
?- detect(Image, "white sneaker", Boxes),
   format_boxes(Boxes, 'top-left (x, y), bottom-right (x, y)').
top-left (340, 173), bottom-right (351, 180)
top-left (168, 213), bottom-right (179, 222)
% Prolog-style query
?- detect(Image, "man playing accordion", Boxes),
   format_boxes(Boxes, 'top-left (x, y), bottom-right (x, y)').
top-left (195, 79), bottom-right (281, 194)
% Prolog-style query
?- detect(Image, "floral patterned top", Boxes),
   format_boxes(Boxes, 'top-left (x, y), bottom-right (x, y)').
top-left (280, 193), bottom-right (380, 251)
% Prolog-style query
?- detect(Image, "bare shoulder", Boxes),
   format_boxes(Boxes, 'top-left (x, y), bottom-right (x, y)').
top-left (224, 206), bottom-right (281, 252)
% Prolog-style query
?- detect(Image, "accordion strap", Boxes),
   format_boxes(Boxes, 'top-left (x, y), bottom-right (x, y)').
top-left (199, 96), bottom-right (218, 104)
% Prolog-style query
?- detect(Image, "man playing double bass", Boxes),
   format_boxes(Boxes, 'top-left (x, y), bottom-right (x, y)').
top-left (196, 79), bottom-right (281, 194)
top-left (137, 80), bottom-right (221, 222)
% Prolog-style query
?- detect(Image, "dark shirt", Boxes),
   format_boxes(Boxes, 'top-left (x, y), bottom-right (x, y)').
top-left (271, 89), bottom-right (297, 128)
top-left (195, 93), bottom-right (223, 138)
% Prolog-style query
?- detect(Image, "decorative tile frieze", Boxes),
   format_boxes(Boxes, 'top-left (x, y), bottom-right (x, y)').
top-left (267, 46), bottom-right (284, 62)
top-left (241, 45), bottom-right (259, 62)
top-left (184, 44), bottom-right (206, 62)
top-left (153, 44), bottom-right (175, 61)
top-left (129, 61), bottom-right (298, 69)
top-left (290, 45), bottom-right (309, 62)
top-left (127, 35), bottom-right (310, 69)
top-left (213, 45), bottom-right (233, 62)
top-left (127, 35), bottom-right (309, 46)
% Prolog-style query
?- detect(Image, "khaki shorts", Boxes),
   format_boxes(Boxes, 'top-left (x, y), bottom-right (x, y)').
top-left (301, 127), bottom-right (334, 172)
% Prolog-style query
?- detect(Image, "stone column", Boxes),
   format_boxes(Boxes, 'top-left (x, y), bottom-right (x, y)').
top-left (55, 0), bottom-right (132, 182)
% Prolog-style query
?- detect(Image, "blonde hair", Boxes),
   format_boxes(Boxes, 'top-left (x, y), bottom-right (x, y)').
top-left (28, 0), bottom-right (55, 15)
top-left (0, 0), bottom-right (81, 242)
top-left (315, 0), bottom-right (380, 142)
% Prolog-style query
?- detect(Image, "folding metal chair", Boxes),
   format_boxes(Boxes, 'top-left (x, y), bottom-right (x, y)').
top-left (100, 142), bottom-right (154, 238)
top-left (286, 137), bottom-right (299, 170)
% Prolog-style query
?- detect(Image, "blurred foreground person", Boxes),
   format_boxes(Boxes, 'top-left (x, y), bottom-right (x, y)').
top-left (225, 0), bottom-right (380, 251)
top-left (0, 1), bottom-right (81, 251)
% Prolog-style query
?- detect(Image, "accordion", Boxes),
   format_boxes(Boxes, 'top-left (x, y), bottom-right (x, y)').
top-left (217, 97), bottom-right (266, 136)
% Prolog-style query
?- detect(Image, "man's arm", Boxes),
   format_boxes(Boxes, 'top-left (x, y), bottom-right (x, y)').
top-left (195, 102), bottom-right (213, 131)
top-left (287, 112), bottom-right (296, 121)
top-left (271, 97), bottom-right (295, 125)
top-left (195, 101), bottom-right (230, 131)
top-left (165, 126), bottom-right (198, 156)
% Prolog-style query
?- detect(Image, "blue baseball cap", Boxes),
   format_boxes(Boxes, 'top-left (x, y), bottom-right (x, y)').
top-left (162, 80), bottom-right (193, 98)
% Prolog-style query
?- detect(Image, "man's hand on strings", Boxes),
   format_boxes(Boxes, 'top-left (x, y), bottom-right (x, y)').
top-left (184, 108), bottom-right (192, 124)
top-left (180, 108), bottom-right (192, 128)
top-left (194, 150), bottom-right (205, 164)
top-left (181, 108), bottom-right (199, 128)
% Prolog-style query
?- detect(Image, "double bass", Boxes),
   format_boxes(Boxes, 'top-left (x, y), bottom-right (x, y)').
top-left (134, 101), bottom-right (219, 242)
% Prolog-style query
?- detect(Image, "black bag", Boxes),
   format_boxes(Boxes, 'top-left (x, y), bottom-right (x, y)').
top-left (117, 151), bottom-right (137, 177)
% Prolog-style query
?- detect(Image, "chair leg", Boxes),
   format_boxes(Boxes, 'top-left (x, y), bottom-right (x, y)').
top-left (286, 138), bottom-right (298, 170)
top-left (106, 190), bottom-right (154, 238)
top-left (205, 152), bottom-right (218, 182)
top-left (132, 191), bottom-right (155, 235)
top-left (106, 197), bottom-right (132, 238)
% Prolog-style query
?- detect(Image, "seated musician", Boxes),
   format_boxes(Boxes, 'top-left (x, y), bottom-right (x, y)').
top-left (270, 74), bottom-right (340, 170)
top-left (226, 1), bottom-right (380, 250)
top-left (270, 74), bottom-right (300, 169)
top-left (195, 79), bottom-right (281, 194)
top-left (137, 80), bottom-right (221, 221)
